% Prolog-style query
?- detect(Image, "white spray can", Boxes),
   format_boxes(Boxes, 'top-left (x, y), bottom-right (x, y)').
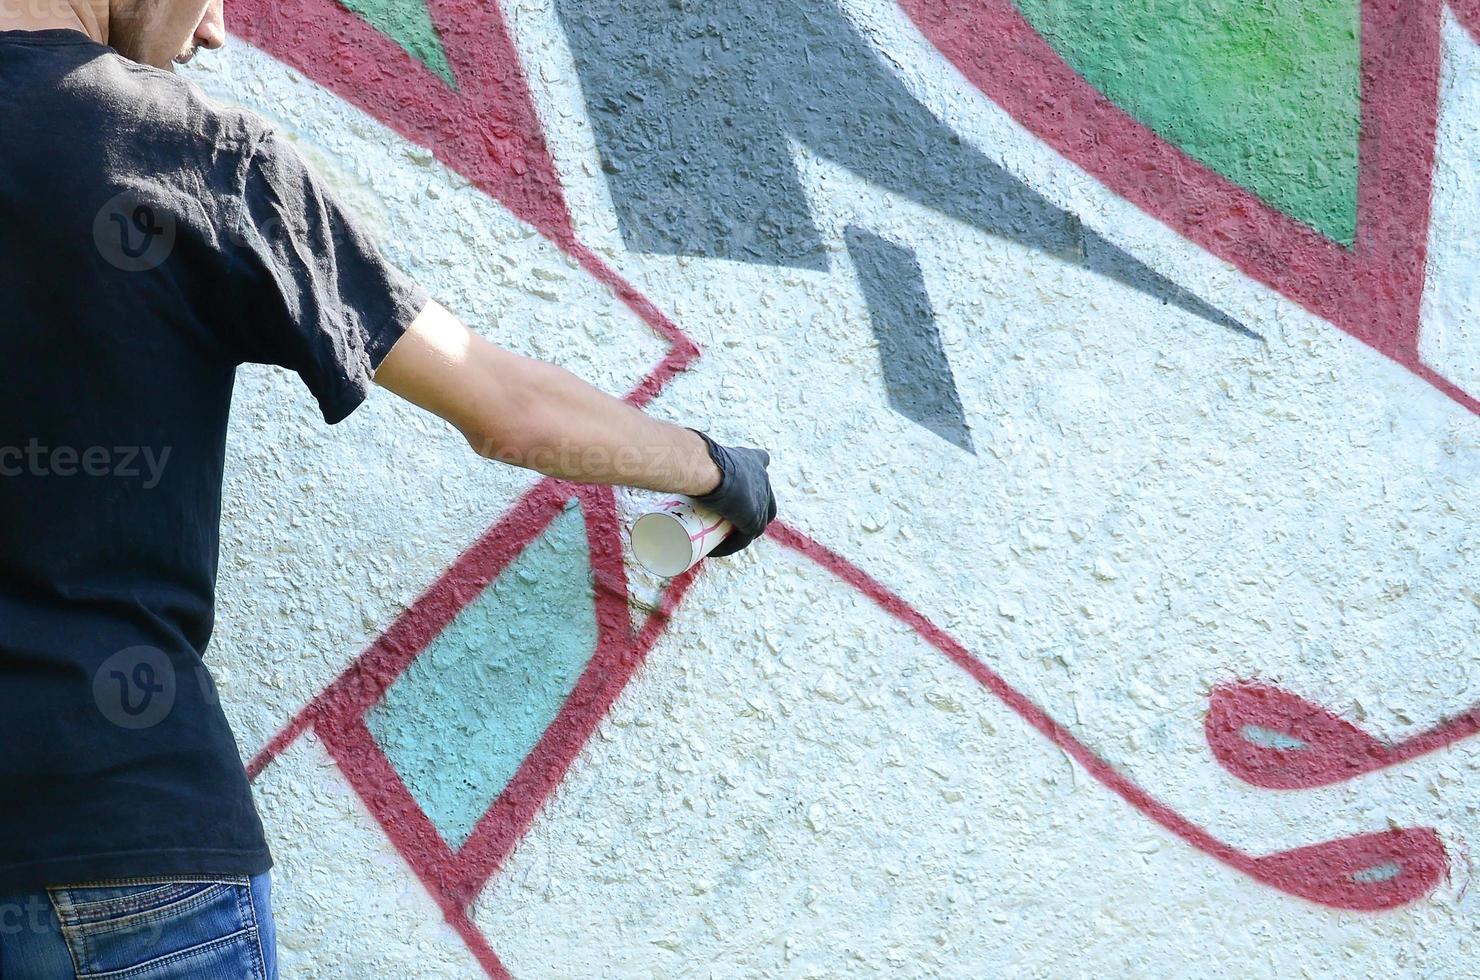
top-left (629, 497), bottom-right (733, 577)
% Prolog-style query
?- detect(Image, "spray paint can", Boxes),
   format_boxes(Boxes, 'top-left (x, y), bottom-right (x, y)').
top-left (629, 497), bottom-right (733, 577)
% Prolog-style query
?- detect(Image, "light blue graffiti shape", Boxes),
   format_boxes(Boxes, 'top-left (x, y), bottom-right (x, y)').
top-left (366, 501), bottom-right (598, 850)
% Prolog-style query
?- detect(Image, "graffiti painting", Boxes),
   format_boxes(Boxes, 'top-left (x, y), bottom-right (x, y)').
top-left (196, 0), bottom-right (1480, 974)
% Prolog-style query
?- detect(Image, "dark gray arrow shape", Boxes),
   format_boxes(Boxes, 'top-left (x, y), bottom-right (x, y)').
top-left (554, 0), bottom-right (1256, 339)
top-left (846, 226), bottom-right (975, 453)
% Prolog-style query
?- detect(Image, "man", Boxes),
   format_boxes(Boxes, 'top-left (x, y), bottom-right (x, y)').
top-left (0, 1), bottom-right (778, 975)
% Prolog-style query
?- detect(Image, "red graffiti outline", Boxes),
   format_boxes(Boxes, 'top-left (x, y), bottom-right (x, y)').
top-left (231, 0), bottom-right (700, 405)
top-left (234, 0), bottom-right (566, 238)
top-left (899, 0), bottom-right (1479, 413)
top-left (1452, 0), bottom-right (1480, 38)
top-left (1208, 681), bottom-right (1480, 789)
top-left (231, 1), bottom-right (1463, 973)
top-left (249, 479), bottom-right (704, 978)
top-left (249, 503), bottom-right (1450, 976)
top-left (233, 4), bottom-right (697, 972)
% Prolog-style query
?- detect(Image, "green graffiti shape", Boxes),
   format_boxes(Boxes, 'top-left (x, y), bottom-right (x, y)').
top-left (1014, 0), bottom-right (1360, 246)
top-left (338, 0), bottom-right (456, 86)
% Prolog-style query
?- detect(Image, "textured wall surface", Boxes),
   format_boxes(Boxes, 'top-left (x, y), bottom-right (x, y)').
top-left (186, 0), bottom-right (1480, 975)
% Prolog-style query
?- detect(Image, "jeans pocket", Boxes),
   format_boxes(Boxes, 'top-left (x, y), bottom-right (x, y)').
top-left (47, 875), bottom-right (267, 979)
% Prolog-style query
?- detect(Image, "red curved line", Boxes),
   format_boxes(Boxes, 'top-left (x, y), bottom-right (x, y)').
top-left (1210, 679), bottom-right (1480, 788)
top-left (1387, 706), bottom-right (1480, 767)
top-left (765, 519), bottom-right (1445, 909)
top-left (763, 521), bottom-right (1240, 859)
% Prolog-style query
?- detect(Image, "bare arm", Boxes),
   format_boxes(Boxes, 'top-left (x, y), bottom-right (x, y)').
top-left (373, 300), bottom-right (722, 496)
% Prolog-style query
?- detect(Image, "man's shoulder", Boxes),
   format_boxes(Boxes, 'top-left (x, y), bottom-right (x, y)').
top-left (66, 50), bottom-right (271, 166)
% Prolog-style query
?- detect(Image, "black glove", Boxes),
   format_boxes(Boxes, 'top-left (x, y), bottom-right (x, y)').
top-left (686, 428), bottom-right (778, 558)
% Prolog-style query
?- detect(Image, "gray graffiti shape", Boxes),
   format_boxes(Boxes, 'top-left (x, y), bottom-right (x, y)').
top-left (554, 0), bottom-right (1257, 344)
top-left (846, 226), bottom-right (975, 452)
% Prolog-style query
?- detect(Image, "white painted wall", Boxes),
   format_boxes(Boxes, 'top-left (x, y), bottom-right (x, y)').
top-left (186, 7), bottom-right (1480, 976)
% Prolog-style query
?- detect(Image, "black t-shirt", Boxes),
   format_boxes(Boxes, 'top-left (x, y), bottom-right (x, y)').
top-left (0, 30), bottom-right (428, 889)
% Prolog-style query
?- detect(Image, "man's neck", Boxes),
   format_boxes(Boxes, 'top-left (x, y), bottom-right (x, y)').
top-left (0, 0), bottom-right (107, 44)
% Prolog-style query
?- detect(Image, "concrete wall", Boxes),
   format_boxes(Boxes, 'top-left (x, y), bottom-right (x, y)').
top-left (187, 0), bottom-right (1480, 975)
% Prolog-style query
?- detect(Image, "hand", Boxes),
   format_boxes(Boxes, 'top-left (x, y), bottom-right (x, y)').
top-left (685, 428), bottom-right (778, 558)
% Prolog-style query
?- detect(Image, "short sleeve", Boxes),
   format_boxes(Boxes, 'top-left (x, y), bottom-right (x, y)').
top-left (222, 130), bottom-right (430, 424)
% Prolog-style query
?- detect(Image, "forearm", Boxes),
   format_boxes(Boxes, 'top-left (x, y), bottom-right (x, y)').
top-left (476, 352), bottom-right (720, 495)
top-left (374, 300), bottom-right (720, 496)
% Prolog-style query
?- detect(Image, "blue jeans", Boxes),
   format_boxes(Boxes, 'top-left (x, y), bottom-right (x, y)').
top-left (0, 872), bottom-right (276, 979)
